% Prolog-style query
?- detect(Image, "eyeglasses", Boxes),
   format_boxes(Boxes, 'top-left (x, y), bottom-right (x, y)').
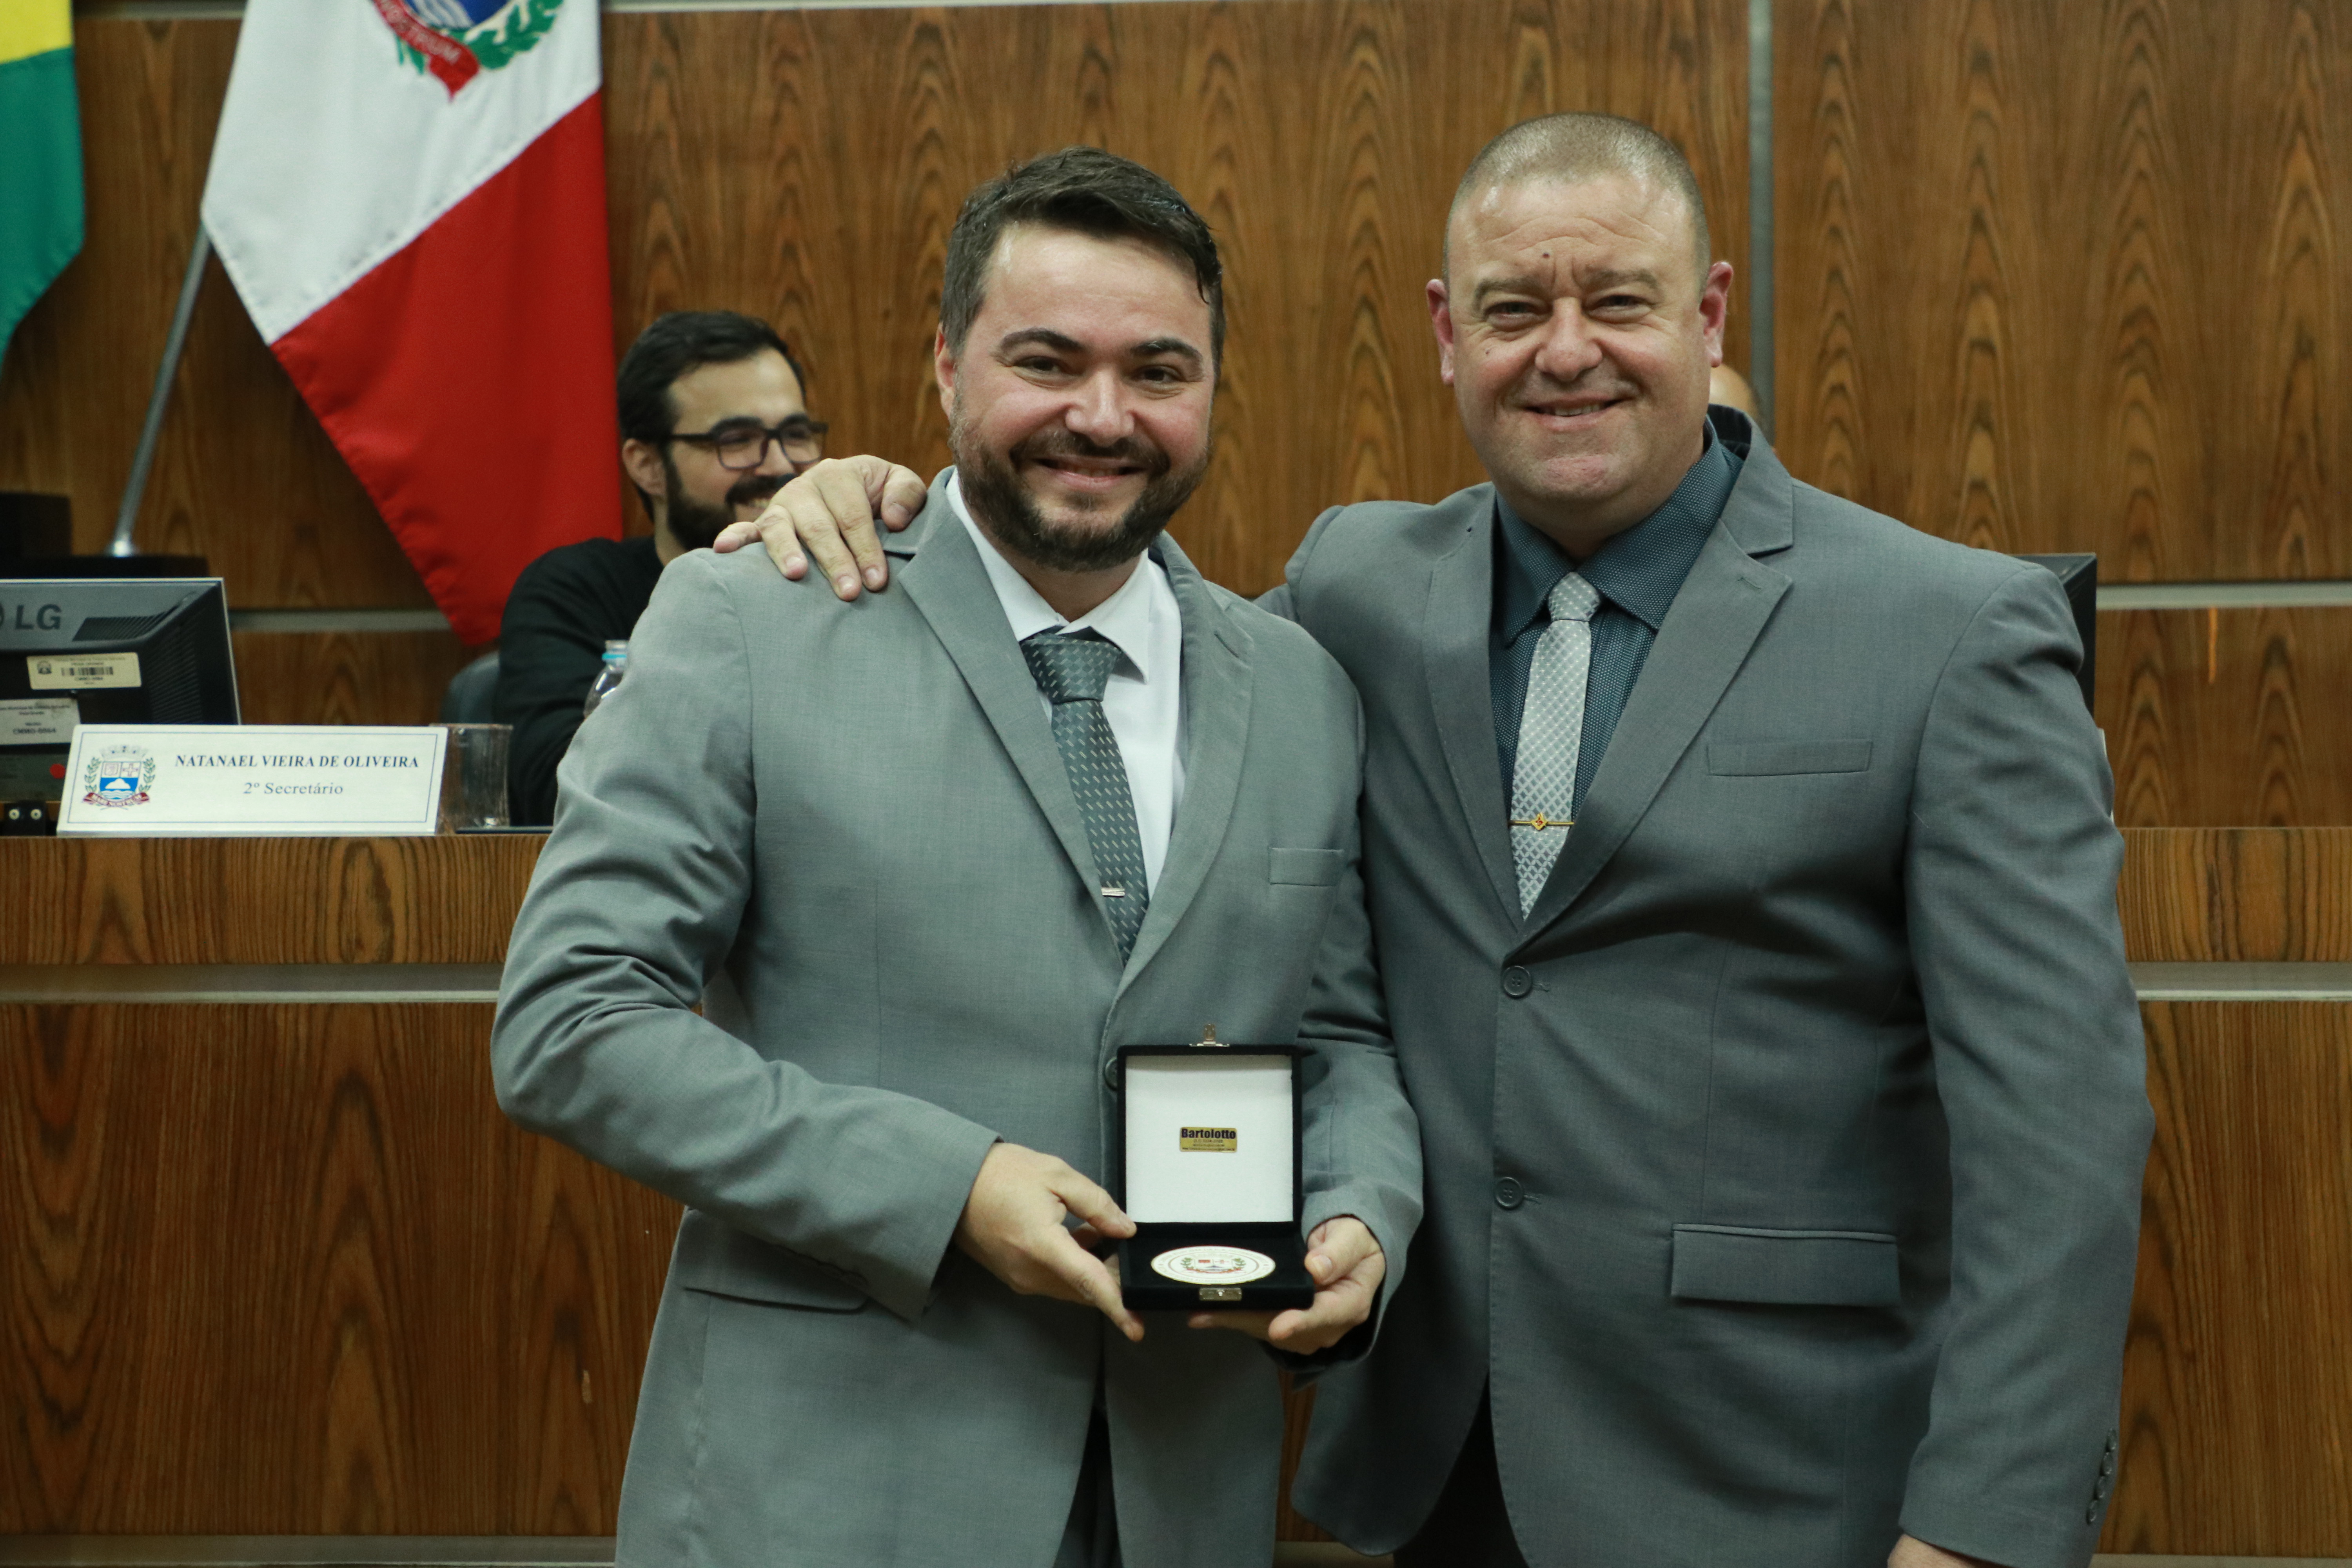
top-left (667, 417), bottom-right (829, 471)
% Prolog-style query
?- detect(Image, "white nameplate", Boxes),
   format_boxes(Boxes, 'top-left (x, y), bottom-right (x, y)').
top-left (57, 725), bottom-right (448, 837)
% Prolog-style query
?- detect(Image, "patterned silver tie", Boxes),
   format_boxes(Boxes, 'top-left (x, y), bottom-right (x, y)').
top-left (1021, 629), bottom-right (1151, 960)
top-left (1511, 572), bottom-right (1600, 915)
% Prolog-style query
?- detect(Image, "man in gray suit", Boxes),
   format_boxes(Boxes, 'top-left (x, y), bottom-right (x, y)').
top-left (494, 147), bottom-right (1420, 1568)
top-left (740, 116), bottom-right (2149, 1568)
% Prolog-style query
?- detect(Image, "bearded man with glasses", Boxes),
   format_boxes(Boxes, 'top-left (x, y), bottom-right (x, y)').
top-left (495, 309), bottom-right (828, 824)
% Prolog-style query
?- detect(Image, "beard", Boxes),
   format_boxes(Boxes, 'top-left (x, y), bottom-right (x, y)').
top-left (951, 399), bottom-right (1210, 575)
top-left (659, 452), bottom-right (790, 552)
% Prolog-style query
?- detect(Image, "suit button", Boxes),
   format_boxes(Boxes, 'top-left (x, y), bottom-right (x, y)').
top-left (1102, 1057), bottom-right (1120, 1089)
top-left (1494, 1177), bottom-right (1524, 1209)
top-left (1501, 966), bottom-right (1534, 998)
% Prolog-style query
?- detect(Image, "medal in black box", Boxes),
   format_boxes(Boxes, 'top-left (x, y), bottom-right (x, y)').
top-left (1110, 1029), bottom-right (1314, 1312)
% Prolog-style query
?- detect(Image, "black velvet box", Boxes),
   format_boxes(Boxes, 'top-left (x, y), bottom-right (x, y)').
top-left (1109, 1034), bottom-right (1314, 1312)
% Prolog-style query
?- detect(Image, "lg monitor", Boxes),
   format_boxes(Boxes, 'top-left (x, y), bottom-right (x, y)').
top-left (0, 577), bottom-right (240, 807)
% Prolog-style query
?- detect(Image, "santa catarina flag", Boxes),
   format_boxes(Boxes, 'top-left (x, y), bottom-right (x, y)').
top-left (0, 0), bottom-right (83, 370)
top-left (201, 0), bottom-right (621, 645)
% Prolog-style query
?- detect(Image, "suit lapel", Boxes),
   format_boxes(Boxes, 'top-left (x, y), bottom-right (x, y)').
top-left (1118, 530), bottom-right (1249, 989)
top-left (892, 474), bottom-right (1106, 909)
top-left (1521, 425), bottom-right (1798, 934)
top-left (1423, 506), bottom-right (1521, 923)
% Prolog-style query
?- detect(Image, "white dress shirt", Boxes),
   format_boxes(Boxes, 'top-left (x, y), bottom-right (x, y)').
top-left (948, 472), bottom-right (1187, 893)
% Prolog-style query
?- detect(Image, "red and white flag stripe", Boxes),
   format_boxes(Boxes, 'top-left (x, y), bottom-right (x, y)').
top-left (202, 0), bottom-right (620, 646)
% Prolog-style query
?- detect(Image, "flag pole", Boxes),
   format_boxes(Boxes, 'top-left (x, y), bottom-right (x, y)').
top-left (111, 222), bottom-right (212, 557)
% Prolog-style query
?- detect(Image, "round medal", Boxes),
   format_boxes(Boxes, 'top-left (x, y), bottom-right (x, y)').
top-left (1151, 1245), bottom-right (1276, 1285)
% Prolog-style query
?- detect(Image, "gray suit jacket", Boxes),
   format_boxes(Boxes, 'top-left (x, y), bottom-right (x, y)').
top-left (493, 470), bottom-right (1421, 1568)
top-left (1276, 412), bottom-right (2150, 1568)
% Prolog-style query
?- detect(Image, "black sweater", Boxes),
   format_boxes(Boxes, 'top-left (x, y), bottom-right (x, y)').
top-left (494, 534), bottom-right (664, 826)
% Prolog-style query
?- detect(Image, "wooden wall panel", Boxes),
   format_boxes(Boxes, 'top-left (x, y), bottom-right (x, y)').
top-left (2096, 606), bottom-right (2352, 826)
top-left (0, 837), bottom-right (544, 965)
top-left (0, 1004), bottom-right (676, 1534)
top-left (2120, 828), bottom-right (2352, 962)
top-left (603, 0), bottom-right (1749, 595)
top-left (1776, 0), bottom-right (2352, 579)
top-left (231, 629), bottom-right (477, 726)
top-left (2106, 1002), bottom-right (2352, 1555)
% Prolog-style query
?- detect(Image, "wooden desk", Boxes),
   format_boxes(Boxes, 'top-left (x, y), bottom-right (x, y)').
top-left (0, 837), bottom-right (667, 1536)
top-left (2, 833), bottom-right (2347, 1552)
top-left (2107, 829), bottom-right (2352, 1556)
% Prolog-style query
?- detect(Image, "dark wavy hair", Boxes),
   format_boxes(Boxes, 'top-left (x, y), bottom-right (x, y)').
top-left (940, 147), bottom-right (1225, 368)
top-left (616, 310), bottom-right (804, 445)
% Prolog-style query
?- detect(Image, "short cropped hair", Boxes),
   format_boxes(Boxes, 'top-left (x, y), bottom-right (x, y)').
top-left (1448, 113), bottom-right (1712, 285)
top-left (616, 310), bottom-right (804, 444)
top-left (941, 147), bottom-right (1225, 368)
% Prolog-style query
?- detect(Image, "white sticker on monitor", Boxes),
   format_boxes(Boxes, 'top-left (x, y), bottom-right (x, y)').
top-left (29, 652), bottom-right (141, 690)
top-left (1151, 1245), bottom-right (1276, 1286)
top-left (0, 696), bottom-right (76, 744)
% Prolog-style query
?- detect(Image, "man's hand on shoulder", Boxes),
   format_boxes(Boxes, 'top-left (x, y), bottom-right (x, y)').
top-left (953, 1141), bottom-right (1144, 1341)
top-left (1890, 1534), bottom-right (2003, 1568)
top-left (1186, 1215), bottom-right (1385, 1356)
top-left (712, 454), bottom-right (925, 599)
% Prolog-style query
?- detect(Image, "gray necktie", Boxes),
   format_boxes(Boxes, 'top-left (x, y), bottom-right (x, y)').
top-left (1021, 629), bottom-right (1151, 960)
top-left (1511, 572), bottom-right (1601, 915)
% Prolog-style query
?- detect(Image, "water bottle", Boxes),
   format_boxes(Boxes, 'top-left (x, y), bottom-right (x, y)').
top-left (583, 640), bottom-right (629, 717)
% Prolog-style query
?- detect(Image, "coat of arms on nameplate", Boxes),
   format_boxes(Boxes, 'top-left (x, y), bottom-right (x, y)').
top-left (81, 745), bottom-right (157, 808)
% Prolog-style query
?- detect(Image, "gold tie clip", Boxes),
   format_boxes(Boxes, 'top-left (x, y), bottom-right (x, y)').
top-left (1508, 814), bottom-right (1573, 831)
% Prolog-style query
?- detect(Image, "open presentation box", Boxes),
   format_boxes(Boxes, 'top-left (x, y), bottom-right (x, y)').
top-left (1111, 1034), bottom-right (1314, 1312)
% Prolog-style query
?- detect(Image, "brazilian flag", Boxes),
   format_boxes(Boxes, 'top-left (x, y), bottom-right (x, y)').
top-left (0, 0), bottom-right (83, 370)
